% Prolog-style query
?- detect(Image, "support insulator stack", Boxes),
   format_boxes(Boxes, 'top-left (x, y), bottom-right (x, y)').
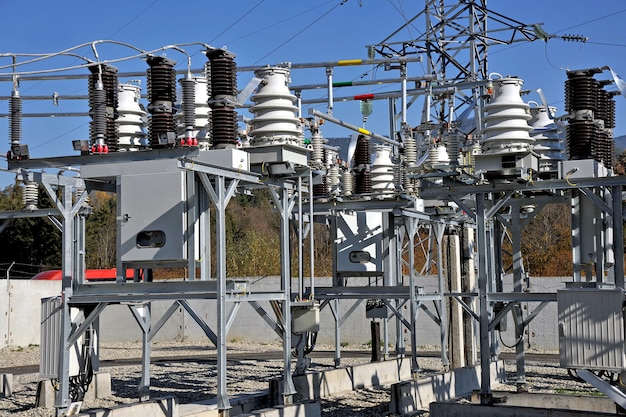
top-left (88, 64), bottom-right (118, 153)
top-left (564, 68), bottom-right (616, 166)
top-left (147, 56), bottom-right (177, 148)
top-left (248, 66), bottom-right (303, 146)
top-left (371, 145), bottom-right (395, 196)
top-left (117, 82), bottom-right (147, 150)
top-left (528, 105), bottom-right (566, 175)
top-left (8, 89), bottom-right (22, 158)
top-left (206, 49), bottom-right (238, 149)
top-left (178, 76), bottom-right (198, 146)
top-left (354, 135), bottom-right (372, 195)
top-left (22, 181), bottom-right (38, 211)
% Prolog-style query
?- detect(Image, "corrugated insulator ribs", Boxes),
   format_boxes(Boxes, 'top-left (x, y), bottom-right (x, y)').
top-left (179, 77), bottom-right (197, 145)
top-left (565, 69), bottom-right (616, 166)
top-left (88, 64), bottom-right (119, 152)
top-left (206, 49), bottom-right (238, 149)
top-left (354, 135), bottom-right (372, 194)
top-left (146, 56), bottom-right (177, 148)
top-left (9, 90), bottom-right (22, 149)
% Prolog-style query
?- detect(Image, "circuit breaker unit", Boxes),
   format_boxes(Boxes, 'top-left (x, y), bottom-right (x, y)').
top-left (81, 149), bottom-right (249, 266)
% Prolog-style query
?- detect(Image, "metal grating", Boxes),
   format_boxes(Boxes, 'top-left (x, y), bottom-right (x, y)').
top-left (558, 287), bottom-right (626, 371)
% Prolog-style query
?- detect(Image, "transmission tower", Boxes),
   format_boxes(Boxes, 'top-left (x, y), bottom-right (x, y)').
top-left (371, 0), bottom-right (544, 137)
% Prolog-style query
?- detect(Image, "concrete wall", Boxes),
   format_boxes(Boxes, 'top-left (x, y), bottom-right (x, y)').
top-left (1, 276), bottom-right (567, 351)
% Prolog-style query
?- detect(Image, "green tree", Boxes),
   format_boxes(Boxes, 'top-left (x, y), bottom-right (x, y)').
top-left (85, 191), bottom-right (117, 268)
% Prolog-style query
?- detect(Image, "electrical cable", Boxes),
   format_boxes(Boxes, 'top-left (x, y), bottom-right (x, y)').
top-left (221, 1), bottom-right (334, 45)
top-left (209, 0), bottom-right (266, 44)
top-left (107, 0), bottom-right (160, 39)
top-left (252, 0), bottom-right (349, 65)
top-left (29, 122), bottom-right (89, 151)
top-left (554, 8), bottom-right (626, 34)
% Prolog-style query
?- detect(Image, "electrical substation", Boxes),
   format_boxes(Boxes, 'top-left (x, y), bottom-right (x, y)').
top-left (2, 1), bottom-right (626, 416)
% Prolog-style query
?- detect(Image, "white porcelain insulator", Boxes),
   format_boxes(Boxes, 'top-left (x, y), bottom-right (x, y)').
top-left (22, 181), bottom-right (38, 211)
top-left (249, 67), bottom-right (303, 146)
top-left (117, 83), bottom-right (147, 150)
top-left (482, 77), bottom-right (534, 154)
top-left (529, 105), bottom-right (566, 171)
top-left (371, 145), bottom-right (396, 195)
top-left (403, 136), bottom-right (417, 164)
top-left (310, 130), bottom-right (325, 164)
top-left (342, 169), bottom-right (354, 197)
top-left (176, 77), bottom-right (212, 150)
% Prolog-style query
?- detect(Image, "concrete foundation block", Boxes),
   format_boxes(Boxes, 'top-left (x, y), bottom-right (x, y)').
top-left (284, 358), bottom-right (411, 403)
top-left (251, 402), bottom-right (320, 417)
top-left (1, 373), bottom-right (12, 397)
top-left (179, 389), bottom-right (268, 416)
top-left (83, 372), bottom-right (112, 401)
top-left (76, 396), bottom-right (178, 416)
top-left (480, 392), bottom-right (618, 414)
top-left (35, 379), bottom-right (56, 408)
top-left (429, 401), bottom-right (620, 417)
top-left (178, 404), bottom-right (219, 417)
top-left (390, 360), bottom-right (506, 414)
top-left (352, 358), bottom-right (411, 389)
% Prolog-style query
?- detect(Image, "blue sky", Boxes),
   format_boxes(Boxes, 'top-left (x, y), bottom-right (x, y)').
top-left (1, 0), bottom-right (626, 188)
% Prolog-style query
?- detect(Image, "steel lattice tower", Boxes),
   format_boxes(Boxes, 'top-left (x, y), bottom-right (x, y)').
top-left (372, 0), bottom-right (543, 135)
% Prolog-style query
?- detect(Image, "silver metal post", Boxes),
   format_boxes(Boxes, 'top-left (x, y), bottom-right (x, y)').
top-left (476, 193), bottom-right (492, 404)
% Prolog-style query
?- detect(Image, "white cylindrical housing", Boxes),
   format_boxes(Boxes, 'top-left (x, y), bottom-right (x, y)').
top-left (528, 104), bottom-right (566, 172)
top-left (371, 145), bottom-right (395, 196)
top-left (249, 66), bottom-right (303, 146)
top-left (117, 83), bottom-right (147, 150)
top-left (481, 77), bottom-right (534, 154)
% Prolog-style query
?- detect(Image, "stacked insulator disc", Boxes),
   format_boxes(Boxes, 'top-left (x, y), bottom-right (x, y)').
top-left (313, 175), bottom-right (328, 197)
top-left (445, 132), bottom-right (461, 166)
top-left (249, 66), bottom-right (302, 146)
top-left (117, 83), bottom-right (147, 150)
top-left (206, 49), bottom-right (238, 149)
top-left (147, 56), bottom-right (177, 148)
top-left (177, 77), bottom-right (212, 149)
top-left (564, 69), bottom-right (616, 165)
top-left (402, 135), bottom-right (417, 165)
top-left (9, 90), bottom-right (22, 151)
top-left (528, 105), bottom-right (566, 173)
top-left (310, 130), bottom-right (325, 165)
top-left (566, 119), bottom-right (595, 160)
top-left (481, 77), bottom-right (534, 154)
top-left (342, 169), bottom-right (354, 196)
top-left (327, 165), bottom-right (341, 195)
top-left (22, 181), bottom-right (38, 211)
top-left (179, 77), bottom-right (196, 133)
top-left (565, 71), bottom-right (599, 113)
top-left (427, 144), bottom-right (450, 168)
top-left (354, 135), bottom-right (372, 194)
top-left (354, 135), bottom-right (371, 166)
top-left (89, 64), bottom-right (119, 152)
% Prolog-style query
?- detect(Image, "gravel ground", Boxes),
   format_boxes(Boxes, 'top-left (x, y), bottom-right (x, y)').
top-left (0, 342), bottom-right (603, 417)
